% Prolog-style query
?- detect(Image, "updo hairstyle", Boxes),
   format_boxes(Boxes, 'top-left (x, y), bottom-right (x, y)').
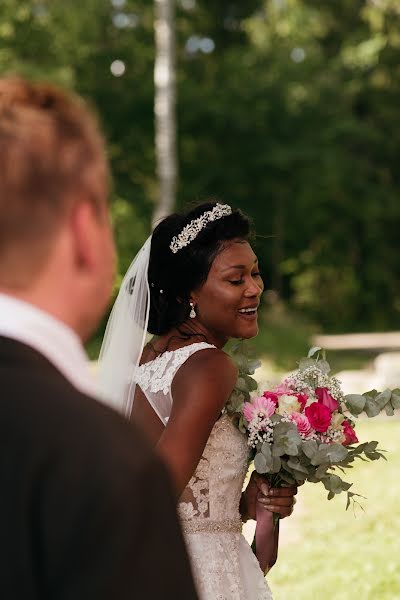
top-left (147, 201), bottom-right (253, 335)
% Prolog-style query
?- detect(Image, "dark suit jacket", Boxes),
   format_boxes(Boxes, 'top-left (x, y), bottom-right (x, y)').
top-left (0, 336), bottom-right (198, 599)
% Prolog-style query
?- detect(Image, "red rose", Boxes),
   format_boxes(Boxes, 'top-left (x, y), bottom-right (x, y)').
top-left (305, 402), bottom-right (332, 432)
top-left (342, 420), bottom-right (358, 446)
top-left (295, 393), bottom-right (308, 412)
top-left (315, 387), bottom-right (339, 412)
top-left (263, 391), bottom-right (279, 405)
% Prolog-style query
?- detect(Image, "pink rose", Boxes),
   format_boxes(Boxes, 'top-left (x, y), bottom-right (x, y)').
top-left (291, 412), bottom-right (313, 437)
top-left (272, 380), bottom-right (292, 395)
top-left (263, 391), bottom-right (279, 405)
top-left (315, 387), bottom-right (339, 412)
top-left (342, 420), bottom-right (358, 446)
top-left (305, 402), bottom-right (332, 432)
top-left (243, 396), bottom-right (276, 422)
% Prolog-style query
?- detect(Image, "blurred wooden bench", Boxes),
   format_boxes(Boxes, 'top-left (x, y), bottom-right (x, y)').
top-left (312, 332), bottom-right (400, 351)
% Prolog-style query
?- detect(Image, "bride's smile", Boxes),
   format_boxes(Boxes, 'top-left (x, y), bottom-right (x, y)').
top-left (189, 239), bottom-right (264, 347)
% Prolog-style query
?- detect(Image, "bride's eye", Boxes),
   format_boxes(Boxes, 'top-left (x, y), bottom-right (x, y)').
top-left (252, 271), bottom-right (262, 278)
top-left (229, 279), bottom-right (244, 286)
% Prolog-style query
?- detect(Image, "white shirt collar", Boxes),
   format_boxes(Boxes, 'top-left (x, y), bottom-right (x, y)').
top-left (0, 293), bottom-right (97, 398)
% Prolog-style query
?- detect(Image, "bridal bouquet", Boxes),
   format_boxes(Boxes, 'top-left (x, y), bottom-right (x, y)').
top-left (227, 344), bottom-right (399, 509)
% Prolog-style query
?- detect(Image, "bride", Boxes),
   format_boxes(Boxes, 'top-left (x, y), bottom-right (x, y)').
top-left (98, 202), bottom-right (297, 600)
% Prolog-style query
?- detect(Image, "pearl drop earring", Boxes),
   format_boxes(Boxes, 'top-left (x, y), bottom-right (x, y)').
top-left (189, 302), bottom-right (196, 319)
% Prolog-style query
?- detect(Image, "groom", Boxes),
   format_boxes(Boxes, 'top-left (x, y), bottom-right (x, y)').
top-left (0, 77), bottom-right (197, 599)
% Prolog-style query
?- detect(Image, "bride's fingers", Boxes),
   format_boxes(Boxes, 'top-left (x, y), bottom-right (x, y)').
top-left (268, 486), bottom-right (298, 497)
top-left (258, 496), bottom-right (295, 507)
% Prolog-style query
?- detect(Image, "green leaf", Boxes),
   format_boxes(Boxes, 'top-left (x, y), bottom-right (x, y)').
top-left (301, 439), bottom-right (318, 459)
top-left (390, 392), bottom-right (400, 409)
top-left (287, 458), bottom-right (309, 474)
top-left (299, 357), bottom-right (316, 370)
top-left (344, 394), bottom-right (366, 415)
top-left (364, 441), bottom-right (378, 452)
top-left (322, 474), bottom-right (352, 494)
top-left (385, 403), bottom-right (395, 416)
top-left (272, 456), bottom-right (282, 473)
top-left (315, 464), bottom-right (329, 478)
top-left (272, 422), bottom-right (302, 456)
top-left (308, 346), bottom-right (321, 358)
top-left (364, 398), bottom-right (382, 417)
top-left (317, 360), bottom-right (331, 374)
top-left (311, 443), bottom-right (348, 466)
top-left (254, 452), bottom-right (269, 474)
top-left (374, 388), bottom-right (392, 410)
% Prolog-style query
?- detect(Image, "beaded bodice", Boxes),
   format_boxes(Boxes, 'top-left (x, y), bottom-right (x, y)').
top-left (135, 343), bottom-right (250, 525)
top-left (178, 413), bottom-right (249, 527)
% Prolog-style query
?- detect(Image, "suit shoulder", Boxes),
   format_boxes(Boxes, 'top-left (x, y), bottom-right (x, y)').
top-left (1, 366), bottom-right (157, 479)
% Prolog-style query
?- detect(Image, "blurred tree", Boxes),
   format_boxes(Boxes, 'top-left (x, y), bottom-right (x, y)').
top-left (1, 0), bottom-right (399, 336)
top-left (153, 0), bottom-right (177, 225)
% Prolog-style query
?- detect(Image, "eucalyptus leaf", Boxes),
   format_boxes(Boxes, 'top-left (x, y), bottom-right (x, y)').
top-left (235, 377), bottom-right (249, 393)
top-left (344, 394), bottom-right (366, 415)
top-left (363, 389), bottom-right (379, 400)
top-left (391, 392), bottom-right (400, 409)
top-left (287, 458), bottom-right (309, 474)
top-left (254, 452), bottom-right (269, 474)
top-left (311, 443), bottom-right (348, 466)
top-left (322, 474), bottom-right (352, 494)
top-left (299, 357), bottom-right (316, 371)
top-left (315, 464), bottom-right (329, 478)
top-left (316, 359), bottom-right (331, 374)
top-left (301, 439), bottom-right (318, 459)
top-left (272, 422), bottom-right (302, 456)
top-left (374, 388), bottom-right (392, 410)
top-left (272, 456), bottom-right (282, 473)
top-left (364, 398), bottom-right (381, 417)
top-left (277, 471), bottom-right (297, 485)
top-left (308, 346), bottom-right (321, 358)
top-left (243, 374), bottom-right (259, 392)
top-left (385, 403), bottom-right (395, 416)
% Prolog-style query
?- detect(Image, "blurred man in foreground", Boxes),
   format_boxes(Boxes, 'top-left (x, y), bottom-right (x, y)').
top-left (0, 77), bottom-right (198, 600)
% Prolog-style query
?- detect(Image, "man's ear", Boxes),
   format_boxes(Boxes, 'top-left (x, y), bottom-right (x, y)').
top-left (69, 200), bottom-right (98, 272)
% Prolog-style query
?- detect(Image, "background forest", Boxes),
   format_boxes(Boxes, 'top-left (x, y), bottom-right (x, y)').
top-left (2, 3), bottom-right (400, 598)
top-left (1, 0), bottom-right (400, 364)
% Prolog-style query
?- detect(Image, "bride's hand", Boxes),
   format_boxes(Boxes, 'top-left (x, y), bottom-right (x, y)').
top-left (241, 472), bottom-right (298, 521)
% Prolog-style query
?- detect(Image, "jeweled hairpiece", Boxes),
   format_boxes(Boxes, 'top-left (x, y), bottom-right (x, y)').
top-left (169, 203), bottom-right (232, 253)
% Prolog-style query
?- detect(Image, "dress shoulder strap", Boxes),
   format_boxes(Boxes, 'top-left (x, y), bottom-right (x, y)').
top-left (133, 342), bottom-right (216, 425)
top-left (135, 342), bottom-right (216, 396)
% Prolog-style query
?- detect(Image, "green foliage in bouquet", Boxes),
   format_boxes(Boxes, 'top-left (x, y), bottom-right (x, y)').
top-left (227, 343), bottom-right (391, 510)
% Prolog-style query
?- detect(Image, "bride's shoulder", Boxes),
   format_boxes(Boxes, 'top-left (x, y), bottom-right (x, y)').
top-left (175, 345), bottom-right (238, 391)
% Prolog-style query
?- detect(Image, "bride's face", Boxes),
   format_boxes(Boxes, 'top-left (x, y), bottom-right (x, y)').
top-left (191, 239), bottom-right (264, 346)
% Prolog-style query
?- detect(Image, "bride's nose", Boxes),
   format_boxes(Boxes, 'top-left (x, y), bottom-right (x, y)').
top-left (244, 278), bottom-right (263, 298)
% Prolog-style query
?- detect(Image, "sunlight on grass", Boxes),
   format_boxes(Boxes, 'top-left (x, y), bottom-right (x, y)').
top-left (267, 419), bottom-right (400, 600)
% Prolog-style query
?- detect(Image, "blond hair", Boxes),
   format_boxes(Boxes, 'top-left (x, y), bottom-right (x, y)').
top-left (0, 77), bottom-right (109, 286)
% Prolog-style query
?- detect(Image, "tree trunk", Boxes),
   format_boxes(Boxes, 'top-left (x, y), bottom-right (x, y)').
top-left (153, 0), bottom-right (177, 227)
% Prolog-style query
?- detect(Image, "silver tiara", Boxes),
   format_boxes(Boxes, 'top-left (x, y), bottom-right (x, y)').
top-left (169, 203), bottom-right (232, 254)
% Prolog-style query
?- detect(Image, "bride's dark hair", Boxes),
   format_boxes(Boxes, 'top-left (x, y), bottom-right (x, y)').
top-left (148, 201), bottom-right (253, 335)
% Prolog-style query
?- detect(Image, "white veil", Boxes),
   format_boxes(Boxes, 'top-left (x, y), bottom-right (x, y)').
top-left (97, 235), bottom-right (152, 417)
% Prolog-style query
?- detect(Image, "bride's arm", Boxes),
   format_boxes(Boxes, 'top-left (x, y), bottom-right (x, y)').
top-left (155, 348), bottom-right (237, 497)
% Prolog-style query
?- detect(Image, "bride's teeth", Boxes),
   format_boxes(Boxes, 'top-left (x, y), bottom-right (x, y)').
top-left (239, 308), bottom-right (256, 313)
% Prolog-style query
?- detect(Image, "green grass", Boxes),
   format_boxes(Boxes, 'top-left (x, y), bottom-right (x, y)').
top-left (266, 419), bottom-right (400, 600)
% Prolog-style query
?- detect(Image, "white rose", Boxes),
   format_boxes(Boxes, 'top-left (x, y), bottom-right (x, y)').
top-left (331, 413), bottom-right (345, 430)
top-left (277, 394), bottom-right (301, 415)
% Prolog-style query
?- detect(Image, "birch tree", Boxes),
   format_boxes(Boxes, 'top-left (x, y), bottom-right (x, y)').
top-left (153, 0), bottom-right (177, 225)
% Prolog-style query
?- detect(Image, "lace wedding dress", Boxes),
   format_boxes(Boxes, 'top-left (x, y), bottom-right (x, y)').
top-left (135, 342), bottom-right (273, 600)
